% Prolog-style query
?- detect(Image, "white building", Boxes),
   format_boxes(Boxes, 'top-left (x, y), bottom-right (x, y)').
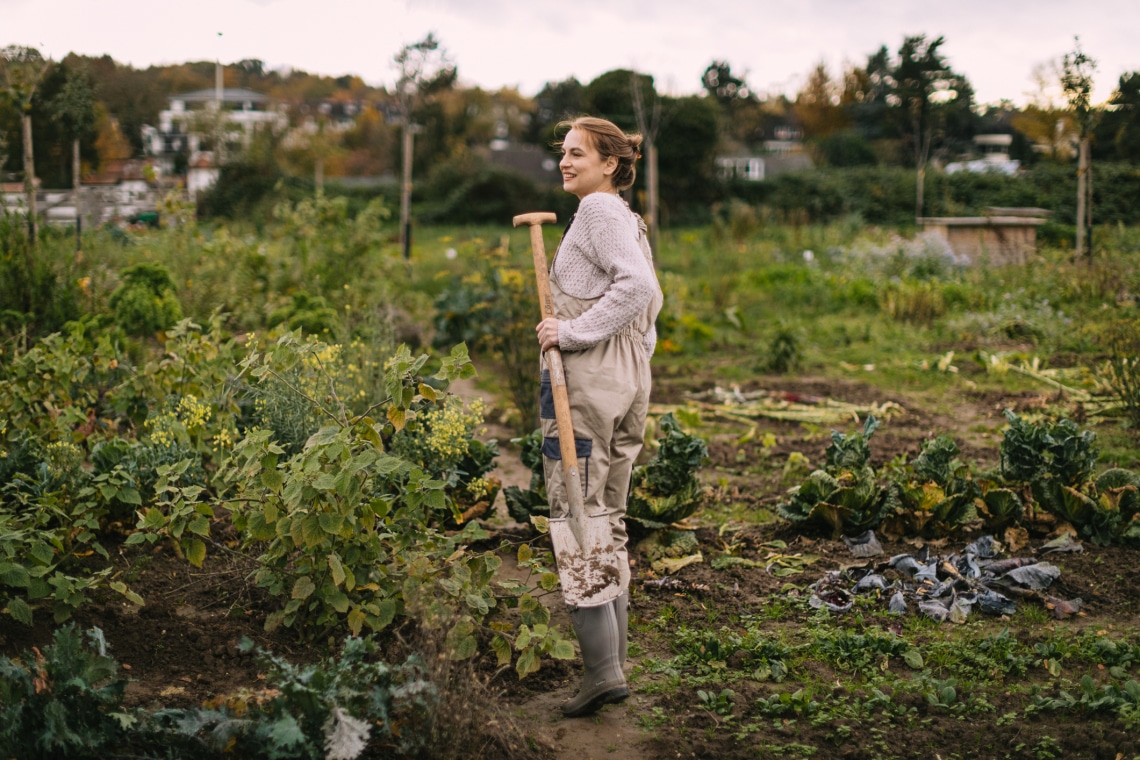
top-left (142, 87), bottom-right (287, 197)
top-left (945, 134), bottom-right (1021, 176)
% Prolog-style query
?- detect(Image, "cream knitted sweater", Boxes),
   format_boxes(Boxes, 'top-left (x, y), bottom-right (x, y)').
top-left (553, 192), bottom-right (660, 357)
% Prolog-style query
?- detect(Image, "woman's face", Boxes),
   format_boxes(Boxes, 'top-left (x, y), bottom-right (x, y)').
top-left (559, 128), bottom-right (617, 199)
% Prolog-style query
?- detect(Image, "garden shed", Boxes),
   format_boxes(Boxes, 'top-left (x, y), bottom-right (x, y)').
top-left (919, 207), bottom-right (1049, 265)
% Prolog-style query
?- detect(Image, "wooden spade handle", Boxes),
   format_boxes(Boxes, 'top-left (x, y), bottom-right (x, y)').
top-left (513, 211), bottom-right (589, 551)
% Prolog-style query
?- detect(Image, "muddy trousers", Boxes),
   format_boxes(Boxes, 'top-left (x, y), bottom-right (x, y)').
top-left (539, 329), bottom-right (652, 592)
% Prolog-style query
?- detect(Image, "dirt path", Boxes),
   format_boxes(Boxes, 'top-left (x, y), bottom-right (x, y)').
top-left (449, 377), bottom-right (655, 760)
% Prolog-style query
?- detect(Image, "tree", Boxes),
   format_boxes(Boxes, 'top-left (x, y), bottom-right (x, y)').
top-left (794, 62), bottom-right (848, 139)
top-left (1061, 38), bottom-right (1098, 261)
top-left (0, 45), bottom-right (51, 246)
top-left (842, 46), bottom-right (893, 140)
top-left (393, 32), bottom-right (456, 259)
top-left (51, 64), bottom-right (96, 244)
top-left (526, 77), bottom-right (583, 144)
top-left (889, 35), bottom-right (970, 220)
top-left (1094, 72), bottom-right (1140, 162)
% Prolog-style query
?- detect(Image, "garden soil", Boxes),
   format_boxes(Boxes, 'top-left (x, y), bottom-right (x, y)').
top-left (2, 374), bottom-right (1138, 759)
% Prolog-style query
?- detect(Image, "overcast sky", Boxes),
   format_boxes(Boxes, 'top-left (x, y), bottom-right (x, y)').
top-left (2, 0), bottom-right (1134, 106)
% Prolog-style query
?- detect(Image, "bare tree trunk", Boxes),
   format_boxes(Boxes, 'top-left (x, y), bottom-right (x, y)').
top-left (1076, 137), bottom-right (1089, 261)
top-left (1080, 152), bottom-right (1089, 259)
top-left (646, 140), bottom-right (659, 254)
top-left (73, 137), bottom-right (81, 252)
top-left (22, 112), bottom-right (36, 247)
top-left (915, 165), bottom-right (926, 223)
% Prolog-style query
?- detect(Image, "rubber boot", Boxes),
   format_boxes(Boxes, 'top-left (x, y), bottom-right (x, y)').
top-left (614, 591), bottom-right (629, 667)
top-left (561, 602), bottom-right (628, 717)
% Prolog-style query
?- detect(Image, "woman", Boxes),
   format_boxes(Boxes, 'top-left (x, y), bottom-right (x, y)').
top-left (535, 116), bottom-right (663, 718)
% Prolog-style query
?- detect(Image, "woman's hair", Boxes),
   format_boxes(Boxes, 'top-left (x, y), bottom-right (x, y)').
top-left (555, 116), bottom-right (644, 191)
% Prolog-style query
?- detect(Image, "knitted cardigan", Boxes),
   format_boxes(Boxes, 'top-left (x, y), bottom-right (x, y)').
top-left (553, 192), bottom-right (659, 357)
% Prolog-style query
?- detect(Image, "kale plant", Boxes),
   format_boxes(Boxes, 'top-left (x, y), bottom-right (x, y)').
top-left (627, 413), bottom-right (709, 529)
top-left (0, 625), bottom-right (128, 759)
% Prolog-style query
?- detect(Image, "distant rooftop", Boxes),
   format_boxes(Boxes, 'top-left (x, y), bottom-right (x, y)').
top-left (171, 88), bottom-right (273, 103)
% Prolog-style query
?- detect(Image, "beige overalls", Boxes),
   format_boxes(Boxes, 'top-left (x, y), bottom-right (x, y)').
top-left (540, 222), bottom-right (662, 593)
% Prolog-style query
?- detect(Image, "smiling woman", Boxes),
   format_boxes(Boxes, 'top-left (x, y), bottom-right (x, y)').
top-left (535, 115), bottom-right (664, 718)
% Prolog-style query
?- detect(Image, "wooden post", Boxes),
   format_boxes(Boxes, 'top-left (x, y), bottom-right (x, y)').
top-left (399, 123), bottom-right (415, 260)
top-left (73, 137), bottom-right (81, 252)
top-left (22, 112), bottom-right (36, 247)
top-left (1076, 137), bottom-right (1089, 261)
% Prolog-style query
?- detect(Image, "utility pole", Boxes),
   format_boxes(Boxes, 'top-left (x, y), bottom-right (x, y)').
top-left (399, 121), bottom-right (419, 260)
top-left (631, 71), bottom-right (666, 254)
top-left (393, 33), bottom-right (455, 263)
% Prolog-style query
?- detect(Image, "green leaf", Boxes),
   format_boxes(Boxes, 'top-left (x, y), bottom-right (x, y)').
top-left (29, 543), bottom-right (55, 566)
top-left (551, 639), bottom-right (576, 660)
top-left (143, 508), bottom-right (166, 530)
top-left (0, 564), bottom-right (31, 588)
top-left (301, 514), bottom-right (324, 548)
top-left (306, 425), bottom-right (341, 449)
top-left (374, 455), bottom-right (407, 477)
top-left (184, 539), bottom-right (206, 568)
top-left (490, 635), bottom-right (512, 667)
top-left (347, 608), bottom-right (366, 636)
top-left (188, 516), bottom-right (210, 536)
top-left (109, 581), bottom-right (145, 606)
top-left (903, 649), bottom-right (924, 669)
top-left (247, 511), bottom-right (276, 541)
top-left (118, 487), bottom-right (142, 505)
top-left (516, 647), bottom-right (541, 679)
top-left (539, 572), bottom-right (559, 592)
top-left (530, 515), bottom-right (549, 534)
top-left (291, 576), bottom-right (316, 600)
top-left (318, 513), bottom-right (344, 535)
top-left (328, 592), bottom-right (350, 613)
top-left (465, 593), bottom-right (490, 616)
top-left (261, 469), bottom-right (284, 492)
top-left (6, 597), bottom-right (32, 625)
top-left (517, 543), bottom-right (533, 564)
top-left (328, 553), bottom-right (346, 587)
top-left (451, 634), bottom-right (477, 660)
top-left (375, 599), bottom-right (397, 628)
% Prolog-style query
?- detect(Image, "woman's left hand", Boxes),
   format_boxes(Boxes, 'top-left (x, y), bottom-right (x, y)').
top-left (536, 318), bottom-right (561, 353)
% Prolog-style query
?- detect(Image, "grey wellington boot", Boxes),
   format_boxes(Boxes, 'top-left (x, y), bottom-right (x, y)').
top-left (561, 602), bottom-right (629, 717)
top-left (614, 591), bottom-right (629, 666)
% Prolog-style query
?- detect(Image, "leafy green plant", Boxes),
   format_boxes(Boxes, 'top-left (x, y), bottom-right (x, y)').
top-left (627, 413), bottom-right (710, 529)
top-left (885, 435), bottom-right (978, 536)
top-left (975, 484), bottom-right (1024, 531)
top-left (999, 411), bottom-right (1140, 544)
top-left (108, 262), bottom-right (183, 337)
top-left (432, 243), bottom-right (540, 434)
top-left (698, 688), bottom-right (736, 717)
top-left (815, 628), bottom-right (914, 673)
top-left (1101, 319), bottom-right (1140, 428)
top-left (765, 324), bottom-right (801, 374)
top-left (1030, 674), bottom-right (1140, 721)
top-left (172, 636), bottom-right (439, 760)
top-left (778, 415), bottom-right (890, 538)
top-left (753, 689), bottom-right (819, 719)
top-left (0, 625), bottom-right (129, 758)
top-left (267, 291), bottom-right (340, 335)
top-left (1000, 410), bottom-right (1098, 487)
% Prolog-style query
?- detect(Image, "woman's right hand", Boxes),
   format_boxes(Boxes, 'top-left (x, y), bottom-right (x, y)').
top-left (536, 318), bottom-right (561, 353)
